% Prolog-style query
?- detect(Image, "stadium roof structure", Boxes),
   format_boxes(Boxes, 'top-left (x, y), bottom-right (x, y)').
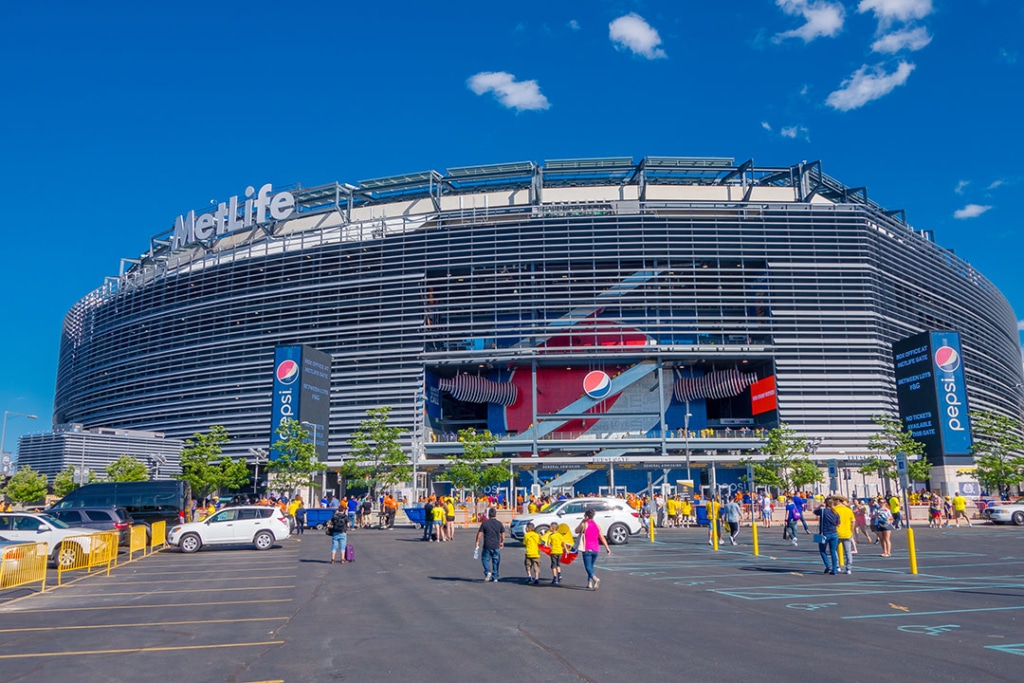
top-left (135, 156), bottom-right (912, 275)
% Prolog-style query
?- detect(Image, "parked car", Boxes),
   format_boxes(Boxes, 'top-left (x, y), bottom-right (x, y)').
top-left (0, 513), bottom-right (103, 567)
top-left (983, 502), bottom-right (1024, 526)
top-left (44, 506), bottom-right (134, 546)
top-left (167, 506), bottom-right (291, 553)
top-left (510, 497), bottom-right (642, 545)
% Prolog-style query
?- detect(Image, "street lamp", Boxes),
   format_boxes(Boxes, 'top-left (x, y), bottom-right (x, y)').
top-left (684, 409), bottom-right (693, 482)
top-left (249, 447), bottom-right (269, 495)
top-left (1, 411), bottom-right (38, 461)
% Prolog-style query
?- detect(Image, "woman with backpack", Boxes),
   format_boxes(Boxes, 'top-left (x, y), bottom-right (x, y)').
top-left (329, 507), bottom-right (350, 564)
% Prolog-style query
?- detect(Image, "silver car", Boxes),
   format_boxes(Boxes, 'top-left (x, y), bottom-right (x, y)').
top-left (984, 502), bottom-right (1024, 526)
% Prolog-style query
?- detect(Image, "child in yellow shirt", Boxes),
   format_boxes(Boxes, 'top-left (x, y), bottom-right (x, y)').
top-left (522, 523), bottom-right (541, 585)
top-left (541, 526), bottom-right (567, 585)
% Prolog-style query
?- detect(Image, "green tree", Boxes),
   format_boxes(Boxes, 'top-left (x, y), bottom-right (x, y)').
top-left (342, 406), bottom-right (410, 496)
top-left (266, 419), bottom-right (327, 496)
top-left (970, 410), bottom-right (1024, 498)
top-left (790, 458), bottom-right (825, 491)
top-left (178, 426), bottom-right (251, 501)
top-left (2, 465), bottom-right (48, 504)
top-left (444, 429), bottom-right (511, 500)
top-left (860, 414), bottom-right (926, 492)
top-left (907, 458), bottom-right (932, 490)
top-left (53, 467), bottom-right (80, 498)
top-left (105, 455), bottom-right (150, 482)
top-left (751, 424), bottom-right (809, 492)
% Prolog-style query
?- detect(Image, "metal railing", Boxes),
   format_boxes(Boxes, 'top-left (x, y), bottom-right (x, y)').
top-left (149, 521), bottom-right (167, 552)
top-left (56, 530), bottom-right (118, 586)
top-left (0, 542), bottom-right (47, 592)
top-left (128, 525), bottom-right (147, 560)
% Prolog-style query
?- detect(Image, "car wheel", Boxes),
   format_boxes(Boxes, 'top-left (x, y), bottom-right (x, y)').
top-left (534, 525), bottom-right (549, 535)
top-left (607, 523), bottom-right (630, 545)
top-left (179, 533), bottom-right (202, 553)
top-left (315, 523), bottom-right (325, 530)
top-left (254, 531), bottom-right (274, 550)
top-left (1012, 511), bottom-right (1024, 526)
top-left (53, 543), bottom-right (83, 569)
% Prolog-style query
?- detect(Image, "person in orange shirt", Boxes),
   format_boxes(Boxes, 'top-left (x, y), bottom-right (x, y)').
top-left (383, 493), bottom-right (398, 529)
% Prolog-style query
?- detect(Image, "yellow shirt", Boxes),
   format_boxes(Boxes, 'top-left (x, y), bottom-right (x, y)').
top-left (431, 506), bottom-right (446, 523)
top-left (542, 529), bottom-right (566, 554)
top-left (889, 497), bottom-right (901, 514)
top-left (287, 500), bottom-right (301, 516)
top-left (835, 504), bottom-right (855, 539)
top-left (953, 495), bottom-right (967, 511)
top-left (446, 501), bottom-right (455, 516)
top-left (681, 500), bottom-right (692, 515)
top-left (523, 530), bottom-right (541, 559)
top-left (528, 502), bottom-right (538, 514)
top-left (666, 499), bottom-right (678, 516)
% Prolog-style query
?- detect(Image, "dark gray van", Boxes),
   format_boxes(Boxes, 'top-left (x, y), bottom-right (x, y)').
top-left (51, 481), bottom-right (191, 539)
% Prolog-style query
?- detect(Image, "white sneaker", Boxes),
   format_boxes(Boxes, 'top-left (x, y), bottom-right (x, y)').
top-left (730, 537), bottom-right (737, 546)
top-left (484, 572), bottom-right (492, 582)
top-left (845, 568), bottom-right (852, 575)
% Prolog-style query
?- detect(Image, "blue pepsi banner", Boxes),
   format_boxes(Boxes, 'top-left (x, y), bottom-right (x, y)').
top-left (271, 345), bottom-right (332, 461)
top-left (893, 331), bottom-right (973, 466)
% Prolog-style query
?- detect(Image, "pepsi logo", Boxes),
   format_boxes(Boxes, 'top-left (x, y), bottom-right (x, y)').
top-left (934, 346), bottom-right (960, 373)
top-left (583, 370), bottom-right (612, 399)
top-left (276, 359), bottom-right (300, 384)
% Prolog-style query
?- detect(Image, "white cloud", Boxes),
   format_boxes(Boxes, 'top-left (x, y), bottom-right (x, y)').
top-left (953, 204), bottom-right (992, 219)
top-left (954, 180), bottom-right (970, 195)
top-left (568, 19), bottom-right (580, 31)
top-left (467, 72), bottom-right (550, 112)
top-left (773, 0), bottom-right (845, 43)
top-left (1018, 319), bottom-right (1024, 331)
top-left (781, 125), bottom-right (811, 140)
top-left (987, 179), bottom-right (1006, 191)
top-left (609, 13), bottom-right (667, 59)
top-left (858, 0), bottom-right (933, 27)
top-left (826, 61), bottom-right (915, 111)
top-left (872, 26), bottom-right (932, 53)
top-left (761, 121), bottom-right (773, 131)
top-left (799, 83), bottom-right (810, 96)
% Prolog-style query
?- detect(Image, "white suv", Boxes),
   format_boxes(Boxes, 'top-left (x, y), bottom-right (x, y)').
top-left (0, 512), bottom-right (103, 567)
top-left (168, 506), bottom-right (291, 553)
top-left (510, 497), bottom-right (642, 545)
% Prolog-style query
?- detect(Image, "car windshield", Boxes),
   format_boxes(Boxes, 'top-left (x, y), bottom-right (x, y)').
top-left (39, 515), bottom-right (71, 529)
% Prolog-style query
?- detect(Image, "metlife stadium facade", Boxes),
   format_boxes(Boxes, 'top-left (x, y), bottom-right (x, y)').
top-left (54, 156), bottom-right (1024, 491)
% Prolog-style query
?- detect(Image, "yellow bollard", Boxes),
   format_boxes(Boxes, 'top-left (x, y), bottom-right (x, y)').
top-left (711, 508), bottom-right (719, 551)
top-left (906, 526), bottom-right (918, 574)
top-left (649, 515), bottom-right (655, 542)
top-left (837, 541), bottom-right (845, 566)
top-left (751, 518), bottom-right (759, 556)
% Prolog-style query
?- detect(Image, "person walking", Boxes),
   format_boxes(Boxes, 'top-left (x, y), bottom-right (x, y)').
top-left (574, 509), bottom-right (611, 590)
top-left (329, 507), bottom-right (349, 565)
top-left (431, 501), bottom-right (447, 542)
top-left (814, 497), bottom-right (840, 575)
top-left (791, 492), bottom-right (811, 534)
top-left (873, 499), bottom-right (894, 557)
top-left (541, 524), bottom-right (568, 584)
top-left (422, 498), bottom-right (435, 542)
top-left (721, 498), bottom-right (742, 545)
top-left (784, 495), bottom-right (801, 546)
top-left (952, 492), bottom-right (973, 527)
top-left (760, 493), bottom-right (774, 528)
top-left (522, 522), bottom-right (541, 585)
top-left (474, 507), bottom-right (504, 582)
top-left (888, 492), bottom-right (903, 530)
top-left (834, 496), bottom-right (856, 574)
top-left (852, 499), bottom-right (872, 547)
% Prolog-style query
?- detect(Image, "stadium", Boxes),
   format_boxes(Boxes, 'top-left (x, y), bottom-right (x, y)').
top-left (53, 156), bottom-right (1024, 495)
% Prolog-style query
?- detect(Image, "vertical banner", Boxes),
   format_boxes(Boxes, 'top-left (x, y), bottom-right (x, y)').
top-left (271, 345), bottom-right (332, 461)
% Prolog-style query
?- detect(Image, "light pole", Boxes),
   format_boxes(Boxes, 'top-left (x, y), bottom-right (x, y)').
top-left (1, 411), bottom-right (38, 461)
top-left (249, 447), bottom-right (269, 495)
top-left (684, 407), bottom-right (693, 483)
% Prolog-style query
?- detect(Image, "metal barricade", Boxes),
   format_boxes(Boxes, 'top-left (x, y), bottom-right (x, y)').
top-left (128, 525), bottom-right (147, 560)
top-left (57, 530), bottom-right (119, 586)
top-left (149, 521), bottom-right (167, 552)
top-left (0, 541), bottom-right (47, 592)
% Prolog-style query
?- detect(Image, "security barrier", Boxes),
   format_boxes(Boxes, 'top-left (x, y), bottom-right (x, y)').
top-left (149, 521), bottom-right (166, 552)
top-left (128, 524), bottom-right (147, 560)
top-left (56, 530), bottom-right (119, 586)
top-left (0, 542), bottom-right (47, 592)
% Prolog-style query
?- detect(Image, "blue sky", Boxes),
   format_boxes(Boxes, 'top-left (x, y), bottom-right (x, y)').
top-left (1, 0), bottom-right (1022, 455)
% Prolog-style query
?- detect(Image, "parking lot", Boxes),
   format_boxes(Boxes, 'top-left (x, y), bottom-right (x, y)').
top-left (0, 522), bottom-right (1021, 681)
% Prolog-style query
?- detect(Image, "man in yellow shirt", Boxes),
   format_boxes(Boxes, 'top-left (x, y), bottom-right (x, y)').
top-left (522, 523), bottom-right (541, 585)
top-left (952, 492), bottom-right (972, 527)
top-left (888, 493), bottom-right (902, 529)
top-left (541, 526), bottom-right (567, 585)
top-left (680, 498), bottom-right (693, 527)
top-left (666, 496), bottom-right (678, 528)
top-left (834, 497), bottom-right (856, 575)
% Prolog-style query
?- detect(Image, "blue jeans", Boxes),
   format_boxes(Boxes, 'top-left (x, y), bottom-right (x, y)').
top-left (331, 532), bottom-right (347, 555)
top-left (582, 550), bottom-right (598, 582)
top-left (423, 520), bottom-right (434, 541)
top-left (481, 547), bottom-right (501, 579)
top-left (818, 533), bottom-right (838, 572)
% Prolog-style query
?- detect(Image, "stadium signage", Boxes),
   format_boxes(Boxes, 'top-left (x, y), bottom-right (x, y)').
top-left (171, 183), bottom-right (295, 249)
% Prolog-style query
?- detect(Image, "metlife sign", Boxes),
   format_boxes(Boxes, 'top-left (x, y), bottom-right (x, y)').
top-left (172, 183), bottom-right (295, 249)
top-left (270, 345), bottom-right (332, 461)
top-left (892, 331), bottom-right (973, 466)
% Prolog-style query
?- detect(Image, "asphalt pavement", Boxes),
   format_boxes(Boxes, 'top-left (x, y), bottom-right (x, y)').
top-left (0, 520), bottom-right (1022, 682)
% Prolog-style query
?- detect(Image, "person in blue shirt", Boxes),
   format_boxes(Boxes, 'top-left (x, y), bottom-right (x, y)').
top-left (791, 493), bottom-right (811, 533)
top-left (347, 495), bottom-right (359, 528)
top-left (814, 497), bottom-right (841, 575)
top-left (784, 495), bottom-right (802, 546)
